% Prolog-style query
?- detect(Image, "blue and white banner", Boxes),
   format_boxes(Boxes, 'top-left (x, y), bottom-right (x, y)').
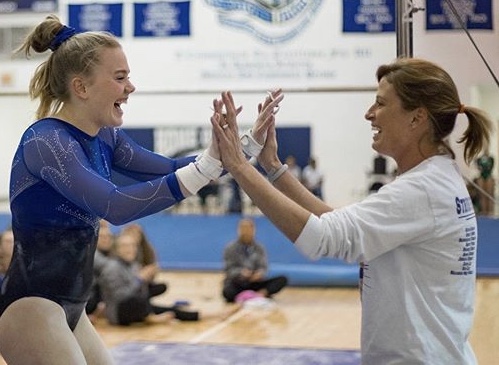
top-left (426, 0), bottom-right (492, 30)
top-left (68, 3), bottom-right (123, 37)
top-left (343, 0), bottom-right (395, 33)
top-left (0, 0), bottom-right (56, 13)
top-left (134, 1), bottom-right (191, 37)
top-left (121, 1), bottom-right (396, 91)
top-left (204, 0), bottom-right (323, 44)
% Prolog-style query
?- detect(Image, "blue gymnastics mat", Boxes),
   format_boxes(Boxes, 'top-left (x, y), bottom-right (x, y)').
top-left (475, 216), bottom-right (499, 276)
top-left (110, 342), bottom-right (361, 365)
top-left (119, 213), bottom-right (361, 287)
top-left (123, 213), bottom-right (499, 283)
top-left (1, 213), bottom-right (498, 283)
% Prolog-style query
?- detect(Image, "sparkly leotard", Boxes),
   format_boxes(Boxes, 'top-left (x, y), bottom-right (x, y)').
top-left (0, 118), bottom-right (194, 330)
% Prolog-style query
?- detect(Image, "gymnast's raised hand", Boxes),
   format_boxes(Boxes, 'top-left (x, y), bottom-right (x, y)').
top-left (211, 90), bottom-right (283, 172)
top-left (211, 90), bottom-right (328, 244)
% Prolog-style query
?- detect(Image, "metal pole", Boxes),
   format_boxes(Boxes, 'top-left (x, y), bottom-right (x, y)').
top-left (396, 0), bottom-right (413, 57)
top-left (396, 1), bottom-right (425, 58)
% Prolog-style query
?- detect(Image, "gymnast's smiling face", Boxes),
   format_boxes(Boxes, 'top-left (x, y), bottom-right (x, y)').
top-left (82, 46), bottom-right (136, 131)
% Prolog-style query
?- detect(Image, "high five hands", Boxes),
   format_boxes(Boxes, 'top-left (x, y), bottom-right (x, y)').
top-left (211, 89), bottom-right (284, 173)
top-left (252, 88), bottom-right (284, 146)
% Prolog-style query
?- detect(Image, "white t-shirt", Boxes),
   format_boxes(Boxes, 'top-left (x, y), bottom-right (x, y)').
top-left (295, 155), bottom-right (477, 365)
top-left (302, 165), bottom-right (323, 190)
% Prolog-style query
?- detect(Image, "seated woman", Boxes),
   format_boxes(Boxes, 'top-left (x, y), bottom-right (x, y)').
top-left (121, 223), bottom-right (167, 298)
top-left (0, 228), bottom-right (14, 287)
top-left (98, 231), bottom-right (200, 325)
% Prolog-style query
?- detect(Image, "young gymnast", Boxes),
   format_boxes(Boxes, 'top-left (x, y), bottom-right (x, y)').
top-left (0, 15), bottom-right (282, 365)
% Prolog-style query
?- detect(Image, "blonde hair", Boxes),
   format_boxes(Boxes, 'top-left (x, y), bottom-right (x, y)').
top-left (15, 14), bottom-right (121, 119)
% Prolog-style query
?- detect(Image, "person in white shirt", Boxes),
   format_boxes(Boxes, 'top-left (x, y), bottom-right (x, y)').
top-left (302, 157), bottom-right (323, 199)
top-left (285, 155), bottom-right (302, 181)
top-left (210, 58), bottom-right (493, 365)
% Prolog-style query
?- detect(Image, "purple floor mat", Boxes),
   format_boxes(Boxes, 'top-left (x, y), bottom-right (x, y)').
top-left (111, 341), bottom-right (361, 365)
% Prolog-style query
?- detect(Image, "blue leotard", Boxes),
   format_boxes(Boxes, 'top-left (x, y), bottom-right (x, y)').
top-left (0, 118), bottom-right (194, 330)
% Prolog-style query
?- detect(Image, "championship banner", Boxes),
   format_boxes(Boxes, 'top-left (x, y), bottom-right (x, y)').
top-left (426, 0), bottom-right (493, 30)
top-left (134, 1), bottom-right (191, 37)
top-left (124, 0), bottom-right (396, 92)
top-left (342, 0), bottom-right (396, 33)
top-left (68, 3), bottom-right (124, 36)
top-left (204, 0), bottom-right (322, 44)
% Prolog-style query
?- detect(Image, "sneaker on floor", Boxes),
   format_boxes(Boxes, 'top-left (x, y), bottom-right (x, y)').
top-left (235, 290), bottom-right (263, 303)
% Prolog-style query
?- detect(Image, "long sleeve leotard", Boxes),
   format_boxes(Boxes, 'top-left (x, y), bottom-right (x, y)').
top-left (0, 118), bottom-right (194, 330)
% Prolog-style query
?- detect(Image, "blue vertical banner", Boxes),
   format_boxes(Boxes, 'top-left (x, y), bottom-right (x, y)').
top-left (0, 0), bottom-right (57, 13)
top-left (68, 3), bottom-right (123, 37)
top-left (134, 1), bottom-right (191, 37)
top-left (426, 0), bottom-right (492, 30)
top-left (343, 0), bottom-right (395, 33)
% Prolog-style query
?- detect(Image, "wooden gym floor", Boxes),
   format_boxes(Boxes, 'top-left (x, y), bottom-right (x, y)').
top-left (0, 272), bottom-right (497, 364)
top-left (97, 272), bottom-right (499, 364)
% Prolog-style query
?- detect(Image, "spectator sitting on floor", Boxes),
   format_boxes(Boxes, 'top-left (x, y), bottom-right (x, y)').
top-left (0, 228), bottom-right (14, 287)
top-left (86, 220), bottom-right (115, 320)
top-left (98, 231), bottom-right (200, 326)
top-left (99, 231), bottom-right (239, 326)
top-left (222, 218), bottom-right (288, 303)
top-left (121, 223), bottom-right (167, 298)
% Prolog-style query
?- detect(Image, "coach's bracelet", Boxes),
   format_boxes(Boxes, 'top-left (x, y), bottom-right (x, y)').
top-left (268, 164), bottom-right (288, 184)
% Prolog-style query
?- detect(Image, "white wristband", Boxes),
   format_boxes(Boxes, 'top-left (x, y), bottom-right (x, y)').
top-left (195, 150), bottom-right (223, 181)
top-left (240, 129), bottom-right (264, 158)
top-left (175, 163), bottom-right (210, 195)
top-left (176, 151), bottom-right (223, 195)
top-left (268, 164), bottom-right (288, 184)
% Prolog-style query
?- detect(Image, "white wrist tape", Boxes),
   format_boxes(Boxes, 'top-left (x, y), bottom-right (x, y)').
top-left (240, 129), bottom-right (264, 158)
top-left (175, 163), bottom-right (210, 195)
top-left (177, 151), bottom-right (223, 195)
top-left (195, 150), bottom-right (223, 181)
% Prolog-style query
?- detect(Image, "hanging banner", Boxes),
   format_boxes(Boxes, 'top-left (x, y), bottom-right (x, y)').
top-left (124, 0), bottom-right (396, 91)
top-left (426, 0), bottom-right (493, 30)
top-left (342, 0), bottom-right (396, 33)
top-left (134, 1), bottom-right (191, 37)
top-left (204, 0), bottom-right (322, 44)
top-left (68, 3), bottom-right (124, 37)
top-left (0, 0), bottom-right (56, 13)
